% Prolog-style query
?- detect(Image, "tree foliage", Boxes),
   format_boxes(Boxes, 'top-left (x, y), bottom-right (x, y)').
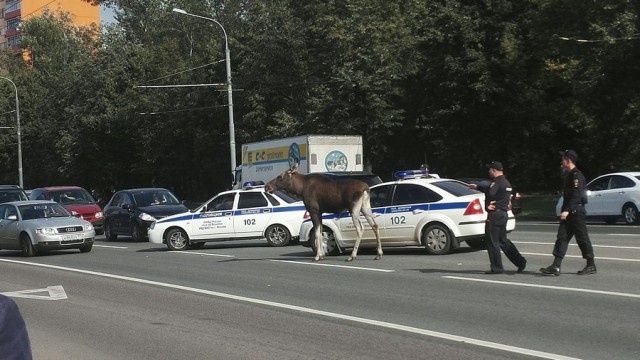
top-left (1, 0), bottom-right (638, 200)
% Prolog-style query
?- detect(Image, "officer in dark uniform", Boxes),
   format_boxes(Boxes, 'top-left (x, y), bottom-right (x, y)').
top-left (540, 150), bottom-right (596, 276)
top-left (0, 294), bottom-right (32, 359)
top-left (470, 161), bottom-right (527, 274)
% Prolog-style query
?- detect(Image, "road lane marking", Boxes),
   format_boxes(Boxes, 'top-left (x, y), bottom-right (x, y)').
top-left (518, 252), bottom-right (640, 263)
top-left (1, 285), bottom-right (67, 301)
top-left (514, 241), bottom-right (640, 250)
top-left (268, 259), bottom-right (395, 273)
top-left (94, 245), bottom-right (129, 249)
top-left (444, 276), bottom-right (640, 299)
top-left (168, 251), bottom-right (235, 258)
top-left (0, 258), bottom-right (578, 360)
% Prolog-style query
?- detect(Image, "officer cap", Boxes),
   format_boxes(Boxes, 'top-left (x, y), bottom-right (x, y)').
top-left (560, 150), bottom-right (578, 163)
top-left (486, 161), bottom-right (503, 171)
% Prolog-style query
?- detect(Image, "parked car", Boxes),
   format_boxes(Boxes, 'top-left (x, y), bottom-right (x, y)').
top-left (103, 188), bottom-right (188, 241)
top-left (0, 185), bottom-right (28, 204)
top-left (555, 172), bottom-right (640, 225)
top-left (458, 178), bottom-right (522, 215)
top-left (148, 186), bottom-right (306, 250)
top-left (299, 174), bottom-right (516, 256)
top-left (29, 186), bottom-right (104, 235)
top-left (0, 200), bottom-right (95, 256)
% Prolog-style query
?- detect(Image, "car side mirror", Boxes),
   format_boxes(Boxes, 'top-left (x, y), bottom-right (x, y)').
top-left (7, 214), bottom-right (17, 221)
top-left (123, 204), bottom-right (133, 211)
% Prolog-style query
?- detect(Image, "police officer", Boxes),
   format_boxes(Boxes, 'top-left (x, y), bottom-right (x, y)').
top-left (540, 150), bottom-right (596, 276)
top-left (470, 161), bottom-right (527, 274)
top-left (0, 295), bottom-right (32, 359)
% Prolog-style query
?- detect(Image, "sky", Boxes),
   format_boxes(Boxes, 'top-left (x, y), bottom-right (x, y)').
top-left (100, 5), bottom-right (117, 24)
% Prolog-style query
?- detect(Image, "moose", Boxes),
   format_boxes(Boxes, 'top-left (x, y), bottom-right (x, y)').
top-left (265, 164), bottom-right (382, 262)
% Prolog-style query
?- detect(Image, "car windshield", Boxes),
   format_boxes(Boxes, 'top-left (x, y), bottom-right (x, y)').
top-left (50, 189), bottom-right (96, 205)
top-left (133, 190), bottom-right (180, 206)
top-left (273, 190), bottom-right (302, 203)
top-left (432, 180), bottom-right (479, 197)
top-left (0, 191), bottom-right (28, 203)
top-left (19, 203), bottom-right (71, 220)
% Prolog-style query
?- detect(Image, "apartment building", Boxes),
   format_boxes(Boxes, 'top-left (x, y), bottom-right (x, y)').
top-left (1, 0), bottom-right (100, 48)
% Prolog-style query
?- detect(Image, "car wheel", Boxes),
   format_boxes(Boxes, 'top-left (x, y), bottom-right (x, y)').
top-left (166, 228), bottom-right (189, 251)
top-left (131, 222), bottom-right (145, 242)
top-left (79, 244), bottom-right (93, 253)
top-left (622, 204), bottom-right (639, 225)
top-left (422, 224), bottom-right (453, 255)
top-left (265, 224), bottom-right (291, 247)
top-left (105, 222), bottom-right (117, 241)
top-left (95, 229), bottom-right (104, 235)
top-left (20, 234), bottom-right (36, 257)
top-left (309, 226), bottom-right (340, 256)
top-left (188, 242), bottom-right (205, 249)
top-left (466, 238), bottom-right (487, 250)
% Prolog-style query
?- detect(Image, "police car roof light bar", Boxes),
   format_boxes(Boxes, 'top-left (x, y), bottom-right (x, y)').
top-left (393, 169), bottom-right (429, 180)
top-left (242, 181), bottom-right (265, 189)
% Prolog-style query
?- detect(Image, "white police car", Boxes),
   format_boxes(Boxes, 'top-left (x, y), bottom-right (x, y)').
top-left (148, 183), bottom-right (307, 250)
top-left (299, 170), bottom-right (516, 256)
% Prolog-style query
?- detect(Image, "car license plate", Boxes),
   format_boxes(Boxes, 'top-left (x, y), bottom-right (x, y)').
top-left (62, 234), bottom-right (80, 241)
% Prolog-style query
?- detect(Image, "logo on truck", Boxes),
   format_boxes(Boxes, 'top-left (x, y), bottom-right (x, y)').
top-left (325, 151), bottom-right (348, 171)
top-left (288, 143), bottom-right (300, 168)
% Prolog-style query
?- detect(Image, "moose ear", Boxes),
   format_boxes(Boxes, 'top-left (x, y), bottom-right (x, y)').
top-left (290, 163), bottom-right (299, 173)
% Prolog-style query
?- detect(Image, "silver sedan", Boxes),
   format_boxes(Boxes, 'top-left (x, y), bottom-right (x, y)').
top-left (0, 200), bottom-right (95, 256)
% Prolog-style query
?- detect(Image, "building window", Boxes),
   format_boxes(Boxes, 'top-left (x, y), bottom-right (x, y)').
top-left (6, 2), bottom-right (21, 12)
top-left (8, 36), bottom-right (21, 47)
top-left (7, 17), bottom-right (21, 30)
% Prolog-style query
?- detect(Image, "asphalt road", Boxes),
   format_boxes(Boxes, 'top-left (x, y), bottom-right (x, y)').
top-left (1, 220), bottom-right (639, 360)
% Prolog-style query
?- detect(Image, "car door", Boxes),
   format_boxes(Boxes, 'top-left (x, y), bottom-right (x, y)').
top-left (384, 184), bottom-right (441, 244)
top-left (602, 175), bottom-right (636, 215)
top-left (585, 176), bottom-right (609, 216)
top-left (337, 184), bottom-right (390, 243)
top-left (191, 193), bottom-right (236, 240)
top-left (233, 192), bottom-right (272, 238)
top-left (0, 205), bottom-right (20, 248)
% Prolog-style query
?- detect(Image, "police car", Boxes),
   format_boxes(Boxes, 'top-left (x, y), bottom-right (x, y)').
top-left (148, 183), bottom-right (307, 250)
top-left (299, 170), bottom-right (516, 256)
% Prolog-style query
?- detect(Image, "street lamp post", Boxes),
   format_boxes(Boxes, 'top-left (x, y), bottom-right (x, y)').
top-left (0, 76), bottom-right (23, 188)
top-left (172, 8), bottom-right (236, 178)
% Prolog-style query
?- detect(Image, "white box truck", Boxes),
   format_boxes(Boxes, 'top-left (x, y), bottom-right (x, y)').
top-left (234, 135), bottom-right (365, 187)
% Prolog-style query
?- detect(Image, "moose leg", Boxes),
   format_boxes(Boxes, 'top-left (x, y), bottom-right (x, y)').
top-left (361, 192), bottom-right (382, 260)
top-left (346, 197), bottom-right (366, 262)
top-left (310, 213), bottom-right (324, 261)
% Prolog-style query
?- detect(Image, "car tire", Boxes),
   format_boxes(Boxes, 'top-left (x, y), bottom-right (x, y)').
top-left (265, 224), bottom-right (291, 247)
top-left (105, 222), bottom-right (117, 241)
top-left (166, 228), bottom-right (189, 251)
top-left (95, 229), bottom-right (104, 235)
top-left (422, 224), bottom-right (453, 255)
top-left (131, 222), bottom-right (144, 242)
top-left (188, 242), bottom-right (205, 249)
top-left (622, 203), bottom-right (639, 225)
top-left (79, 244), bottom-right (93, 253)
top-left (466, 238), bottom-right (487, 250)
top-left (309, 226), bottom-right (340, 256)
top-left (20, 234), bottom-right (36, 257)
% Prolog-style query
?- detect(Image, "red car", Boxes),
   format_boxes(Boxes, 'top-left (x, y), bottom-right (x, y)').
top-left (28, 186), bottom-right (104, 234)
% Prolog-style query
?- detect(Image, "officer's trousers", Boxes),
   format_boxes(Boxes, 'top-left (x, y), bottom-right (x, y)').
top-left (485, 210), bottom-right (526, 272)
top-left (553, 208), bottom-right (594, 261)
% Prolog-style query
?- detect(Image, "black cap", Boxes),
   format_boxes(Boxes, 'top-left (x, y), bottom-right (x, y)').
top-left (560, 150), bottom-right (578, 163)
top-left (486, 161), bottom-right (503, 171)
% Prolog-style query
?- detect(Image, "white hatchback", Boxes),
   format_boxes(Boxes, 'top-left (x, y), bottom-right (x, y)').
top-left (555, 172), bottom-right (640, 225)
top-left (149, 187), bottom-right (306, 250)
top-left (299, 177), bottom-right (516, 256)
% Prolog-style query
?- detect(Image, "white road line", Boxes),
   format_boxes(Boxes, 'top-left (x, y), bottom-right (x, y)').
top-left (518, 252), bottom-right (640, 263)
top-left (0, 258), bottom-right (578, 360)
top-left (268, 259), bottom-right (395, 273)
top-left (94, 245), bottom-right (129, 249)
top-left (514, 241), bottom-right (640, 250)
top-left (168, 251), bottom-right (235, 258)
top-left (444, 276), bottom-right (640, 299)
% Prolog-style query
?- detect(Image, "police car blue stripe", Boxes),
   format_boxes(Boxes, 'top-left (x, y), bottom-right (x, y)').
top-left (301, 201), bottom-right (470, 222)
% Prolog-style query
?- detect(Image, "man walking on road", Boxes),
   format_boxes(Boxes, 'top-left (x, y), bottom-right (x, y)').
top-left (540, 150), bottom-right (597, 276)
top-left (469, 161), bottom-right (527, 274)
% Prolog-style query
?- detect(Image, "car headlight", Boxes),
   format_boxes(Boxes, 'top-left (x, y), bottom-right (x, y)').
top-left (36, 227), bottom-right (56, 235)
top-left (95, 211), bottom-right (104, 219)
top-left (84, 224), bottom-right (94, 231)
top-left (139, 212), bottom-right (157, 222)
top-left (149, 222), bottom-right (156, 230)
